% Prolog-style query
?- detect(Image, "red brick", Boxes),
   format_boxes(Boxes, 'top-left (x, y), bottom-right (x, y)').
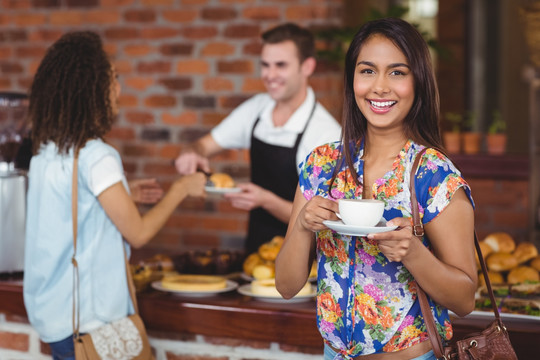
top-left (285, 5), bottom-right (334, 20)
top-left (159, 77), bottom-right (192, 91)
top-left (49, 10), bottom-right (83, 25)
top-left (0, 29), bottom-right (27, 42)
top-left (0, 78), bottom-right (11, 89)
top-left (103, 42), bottom-right (118, 57)
top-left (219, 95), bottom-right (250, 109)
top-left (159, 144), bottom-right (183, 158)
top-left (100, 0), bottom-right (135, 5)
top-left (118, 94), bottom-right (138, 107)
top-left (181, 26), bottom-right (218, 39)
top-left (123, 144), bottom-right (158, 157)
top-left (241, 78), bottom-right (264, 92)
top-left (15, 45), bottom-right (47, 58)
top-left (143, 162), bottom-right (177, 176)
top-left (106, 126), bottom-right (136, 140)
top-left (113, 60), bottom-right (133, 74)
top-left (141, 0), bottom-right (172, 4)
top-left (141, 27), bottom-right (179, 39)
top-left (201, 7), bottom-right (237, 20)
top-left (160, 43), bottom-right (194, 56)
top-left (224, 24), bottom-right (260, 38)
top-left (28, 29), bottom-right (62, 42)
top-left (125, 9), bottom-right (156, 22)
top-left (176, 60), bottom-right (209, 74)
top-left (161, 9), bottom-right (198, 23)
top-left (125, 111), bottom-right (155, 124)
top-left (32, 0), bottom-right (60, 7)
top-left (15, 13), bottom-right (46, 25)
top-left (0, 46), bottom-right (12, 58)
top-left (124, 44), bottom-right (154, 57)
top-left (0, 62), bottom-right (24, 73)
top-left (144, 95), bottom-right (176, 108)
top-left (0, 14), bottom-right (11, 25)
top-left (217, 60), bottom-right (253, 74)
top-left (201, 111), bottom-right (226, 126)
top-left (242, 41), bottom-right (262, 55)
top-left (242, 7), bottom-right (280, 20)
top-left (137, 61), bottom-right (172, 73)
top-left (166, 213), bottom-right (243, 232)
top-left (125, 77), bottom-right (154, 91)
top-left (2, 0), bottom-right (31, 9)
top-left (180, 0), bottom-right (210, 5)
top-left (203, 77), bottom-right (234, 92)
top-left (66, 0), bottom-right (98, 6)
top-left (201, 42), bottom-right (235, 56)
top-left (219, 0), bottom-right (255, 3)
top-left (0, 331), bottom-right (29, 351)
top-left (162, 111), bottom-right (198, 125)
top-left (104, 27), bottom-right (140, 40)
top-left (85, 10), bottom-right (121, 24)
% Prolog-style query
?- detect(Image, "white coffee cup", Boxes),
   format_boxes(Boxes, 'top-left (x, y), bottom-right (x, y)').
top-left (338, 199), bottom-right (384, 227)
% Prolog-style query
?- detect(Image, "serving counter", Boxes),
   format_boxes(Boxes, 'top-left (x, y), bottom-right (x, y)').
top-left (1, 278), bottom-right (539, 359)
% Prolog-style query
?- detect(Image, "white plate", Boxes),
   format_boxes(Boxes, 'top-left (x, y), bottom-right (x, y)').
top-left (449, 310), bottom-right (540, 322)
top-left (322, 219), bottom-right (397, 236)
top-left (237, 284), bottom-right (316, 303)
top-left (205, 186), bottom-right (242, 194)
top-left (151, 280), bottom-right (238, 297)
top-left (240, 272), bottom-right (317, 283)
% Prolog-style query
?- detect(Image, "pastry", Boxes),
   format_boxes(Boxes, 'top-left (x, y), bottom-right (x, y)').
top-left (486, 252), bottom-right (518, 272)
top-left (161, 274), bottom-right (227, 291)
top-left (258, 240), bottom-right (283, 261)
top-left (477, 270), bottom-right (504, 288)
top-left (208, 173), bottom-right (235, 188)
top-left (475, 241), bottom-right (493, 268)
top-left (531, 255), bottom-right (540, 271)
top-left (251, 278), bottom-right (312, 297)
top-left (513, 242), bottom-right (538, 264)
top-left (507, 266), bottom-right (540, 285)
top-left (252, 263), bottom-right (275, 280)
top-left (483, 232), bottom-right (516, 253)
top-left (243, 252), bottom-right (264, 276)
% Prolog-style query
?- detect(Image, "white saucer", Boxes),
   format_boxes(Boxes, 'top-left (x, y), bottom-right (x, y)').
top-left (204, 186), bottom-right (242, 194)
top-left (322, 219), bottom-right (397, 236)
top-left (151, 280), bottom-right (238, 297)
top-left (237, 284), bottom-right (316, 303)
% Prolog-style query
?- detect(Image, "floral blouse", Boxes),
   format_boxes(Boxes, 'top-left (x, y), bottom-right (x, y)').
top-left (299, 139), bottom-right (473, 359)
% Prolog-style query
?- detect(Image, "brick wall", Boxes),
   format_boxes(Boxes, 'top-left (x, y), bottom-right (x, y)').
top-left (0, 0), bottom-right (345, 252)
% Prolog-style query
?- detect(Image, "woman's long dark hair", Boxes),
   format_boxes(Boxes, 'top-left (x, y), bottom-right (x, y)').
top-left (28, 31), bottom-right (115, 155)
top-left (332, 17), bottom-right (444, 193)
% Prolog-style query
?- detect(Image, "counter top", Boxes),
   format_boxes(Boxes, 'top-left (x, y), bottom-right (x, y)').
top-left (1, 279), bottom-right (538, 359)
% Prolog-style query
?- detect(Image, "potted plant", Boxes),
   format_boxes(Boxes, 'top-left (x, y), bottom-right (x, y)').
top-left (462, 111), bottom-right (482, 154)
top-left (486, 110), bottom-right (507, 155)
top-left (442, 112), bottom-right (462, 153)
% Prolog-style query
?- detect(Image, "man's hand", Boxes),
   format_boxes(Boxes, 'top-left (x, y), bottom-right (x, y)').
top-left (223, 182), bottom-right (264, 211)
top-left (174, 151), bottom-right (210, 175)
top-left (129, 178), bottom-right (164, 204)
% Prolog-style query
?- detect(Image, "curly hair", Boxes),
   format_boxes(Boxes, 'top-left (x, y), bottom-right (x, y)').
top-left (28, 31), bottom-right (115, 155)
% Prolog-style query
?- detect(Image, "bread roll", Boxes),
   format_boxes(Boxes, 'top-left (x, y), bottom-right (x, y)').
top-left (478, 270), bottom-right (504, 288)
top-left (483, 232), bottom-right (516, 253)
top-left (513, 242), bottom-right (538, 264)
top-left (243, 252), bottom-right (264, 276)
top-left (486, 252), bottom-right (518, 272)
top-left (475, 241), bottom-right (493, 268)
top-left (507, 266), bottom-right (540, 285)
top-left (258, 241), bottom-right (281, 261)
top-left (208, 173), bottom-right (235, 188)
top-left (531, 255), bottom-right (540, 271)
top-left (252, 263), bottom-right (275, 280)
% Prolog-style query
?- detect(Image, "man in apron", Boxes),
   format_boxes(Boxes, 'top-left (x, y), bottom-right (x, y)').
top-left (174, 23), bottom-right (342, 254)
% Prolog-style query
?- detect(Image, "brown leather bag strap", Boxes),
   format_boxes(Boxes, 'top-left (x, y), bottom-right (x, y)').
top-left (411, 148), bottom-right (502, 359)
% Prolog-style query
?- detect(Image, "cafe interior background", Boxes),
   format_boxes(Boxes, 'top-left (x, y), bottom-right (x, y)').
top-left (2, 0), bottom-right (540, 359)
top-left (1, 0), bottom-right (539, 259)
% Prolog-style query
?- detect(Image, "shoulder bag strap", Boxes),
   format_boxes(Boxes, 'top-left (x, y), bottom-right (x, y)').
top-left (412, 149), bottom-right (502, 359)
top-left (71, 154), bottom-right (140, 340)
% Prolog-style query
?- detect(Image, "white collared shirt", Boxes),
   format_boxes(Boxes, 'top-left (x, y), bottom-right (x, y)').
top-left (211, 87), bottom-right (342, 172)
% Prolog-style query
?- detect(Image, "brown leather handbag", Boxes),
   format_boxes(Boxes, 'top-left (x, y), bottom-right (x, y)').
top-left (71, 155), bottom-right (154, 360)
top-left (410, 148), bottom-right (518, 360)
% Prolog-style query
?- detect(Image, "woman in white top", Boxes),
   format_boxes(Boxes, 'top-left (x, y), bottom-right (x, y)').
top-left (23, 31), bottom-right (206, 360)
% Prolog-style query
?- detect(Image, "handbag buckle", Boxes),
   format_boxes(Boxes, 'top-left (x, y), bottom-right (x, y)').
top-left (413, 224), bottom-right (424, 237)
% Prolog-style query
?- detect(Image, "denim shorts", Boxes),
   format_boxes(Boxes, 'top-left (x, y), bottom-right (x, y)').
top-left (48, 335), bottom-right (75, 360)
top-left (323, 344), bottom-right (437, 360)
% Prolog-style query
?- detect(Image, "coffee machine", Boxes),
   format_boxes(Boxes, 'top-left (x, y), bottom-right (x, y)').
top-left (0, 92), bottom-right (29, 276)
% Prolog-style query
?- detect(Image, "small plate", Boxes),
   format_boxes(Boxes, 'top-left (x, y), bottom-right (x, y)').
top-left (151, 280), bottom-right (238, 297)
top-left (322, 219), bottom-right (397, 236)
top-left (237, 284), bottom-right (316, 303)
top-left (204, 186), bottom-right (242, 194)
top-left (240, 272), bottom-right (317, 283)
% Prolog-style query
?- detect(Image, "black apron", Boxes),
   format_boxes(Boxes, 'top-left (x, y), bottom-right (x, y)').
top-left (245, 102), bottom-right (316, 254)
